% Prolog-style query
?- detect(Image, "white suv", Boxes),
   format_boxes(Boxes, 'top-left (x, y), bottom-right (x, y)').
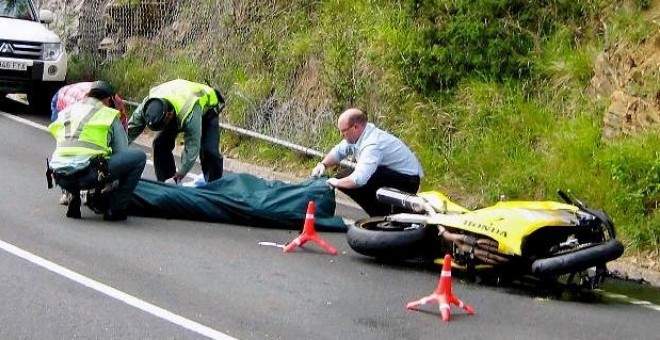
top-left (0, 0), bottom-right (67, 113)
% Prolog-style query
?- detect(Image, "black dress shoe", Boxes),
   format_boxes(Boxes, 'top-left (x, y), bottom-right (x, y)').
top-left (66, 196), bottom-right (82, 219)
top-left (103, 209), bottom-right (127, 221)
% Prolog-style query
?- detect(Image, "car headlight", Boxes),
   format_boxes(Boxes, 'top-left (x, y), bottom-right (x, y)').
top-left (43, 43), bottom-right (62, 61)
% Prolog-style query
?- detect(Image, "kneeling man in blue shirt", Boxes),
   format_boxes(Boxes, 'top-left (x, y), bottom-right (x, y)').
top-left (311, 108), bottom-right (424, 217)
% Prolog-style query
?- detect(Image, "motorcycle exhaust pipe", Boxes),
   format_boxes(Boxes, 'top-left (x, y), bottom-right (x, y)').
top-left (443, 231), bottom-right (510, 265)
top-left (385, 213), bottom-right (429, 224)
top-left (376, 187), bottom-right (427, 213)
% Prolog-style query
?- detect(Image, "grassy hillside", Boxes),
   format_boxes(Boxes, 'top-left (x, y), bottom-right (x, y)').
top-left (68, 0), bottom-right (660, 252)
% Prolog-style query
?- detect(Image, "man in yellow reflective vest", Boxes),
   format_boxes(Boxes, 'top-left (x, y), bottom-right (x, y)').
top-left (127, 79), bottom-right (225, 184)
top-left (48, 81), bottom-right (147, 221)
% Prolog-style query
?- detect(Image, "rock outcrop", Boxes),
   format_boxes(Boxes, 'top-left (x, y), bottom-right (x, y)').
top-left (590, 38), bottom-right (660, 140)
top-left (35, 0), bottom-right (176, 55)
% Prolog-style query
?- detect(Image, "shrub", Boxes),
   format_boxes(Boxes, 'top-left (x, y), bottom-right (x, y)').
top-left (398, 0), bottom-right (605, 93)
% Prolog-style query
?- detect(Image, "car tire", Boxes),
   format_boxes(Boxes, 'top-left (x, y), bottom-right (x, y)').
top-left (28, 82), bottom-right (60, 115)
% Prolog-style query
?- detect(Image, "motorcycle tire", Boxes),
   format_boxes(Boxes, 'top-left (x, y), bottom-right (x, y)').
top-left (346, 216), bottom-right (438, 260)
top-left (531, 239), bottom-right (624, 276)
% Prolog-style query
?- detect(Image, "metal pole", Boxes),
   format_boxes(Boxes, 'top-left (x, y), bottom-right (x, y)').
top-left (123, 99), bottom-right (355, 167)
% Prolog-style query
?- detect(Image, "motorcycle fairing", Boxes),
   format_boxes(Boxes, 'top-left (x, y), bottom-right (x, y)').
top-left (417, 191), bottom-right (470, 214)
top-left (427, 201), bottom-right (579, 255)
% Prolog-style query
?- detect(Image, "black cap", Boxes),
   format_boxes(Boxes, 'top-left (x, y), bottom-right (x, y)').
top-left (88, 80), bottom-right (116, 100)
top-left (144, 98), bottom-right (168, 131)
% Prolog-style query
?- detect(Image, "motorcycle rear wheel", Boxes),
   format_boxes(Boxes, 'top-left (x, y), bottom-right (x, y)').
top-left (346, 217), bottom-right (442, 260)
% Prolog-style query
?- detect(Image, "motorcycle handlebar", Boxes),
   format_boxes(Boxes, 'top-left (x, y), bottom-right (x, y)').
top-left (557, 189), bottom-right (587, 209)
top-left (557, 190), bottom-right (572, 204)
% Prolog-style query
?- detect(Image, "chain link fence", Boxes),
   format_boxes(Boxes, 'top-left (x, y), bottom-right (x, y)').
top-left (34, 0), bottom-right (338, 156)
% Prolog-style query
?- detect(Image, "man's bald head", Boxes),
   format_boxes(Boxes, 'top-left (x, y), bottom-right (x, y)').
top-left (338, 108), bottom-right (367, 127)
top-left (337, 108), bottom-right (368, 144)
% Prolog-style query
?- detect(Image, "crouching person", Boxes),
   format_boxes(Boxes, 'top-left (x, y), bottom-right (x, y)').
top-left (48, 81), bottom-right (147, 221)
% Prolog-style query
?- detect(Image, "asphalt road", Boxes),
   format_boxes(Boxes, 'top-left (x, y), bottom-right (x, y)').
top-left (0, 98), bottom-right (658, 339)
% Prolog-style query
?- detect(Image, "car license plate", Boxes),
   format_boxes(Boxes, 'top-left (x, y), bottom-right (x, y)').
top-left (0, 60), bottom-right (28, 71)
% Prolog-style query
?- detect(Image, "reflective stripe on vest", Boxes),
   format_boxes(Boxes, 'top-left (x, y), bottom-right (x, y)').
top-left (148, 79), bottom-right (218, 125)
top-left (48, 98), bottom-right (119, 158)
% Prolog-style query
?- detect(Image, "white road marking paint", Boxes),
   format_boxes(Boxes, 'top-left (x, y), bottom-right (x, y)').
top-left (630, 300), bottom-right (651, 305)
top-left (258, 241), bottom-right (285, 248)
top-left (603, 293), bottom-right (628, 299)
top-left (0, 239), bottom-right (237, 340)
top-left (600, 290), bottom-right (660, 314)
top-left (0, 111), bottom-right (47, 131)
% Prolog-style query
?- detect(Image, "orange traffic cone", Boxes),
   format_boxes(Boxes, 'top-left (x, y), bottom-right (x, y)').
top-left (406, 254), bottom-right (475, 322)
top-left (283, 201), bottom-right (338, 255)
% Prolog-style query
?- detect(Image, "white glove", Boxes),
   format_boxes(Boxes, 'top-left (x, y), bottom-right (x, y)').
top-left (164, 178), bottom-right (179, 185)
top-left (311, 162), bottom-right (326, 177)
top-left (326, 177), bottom-right (340, 188)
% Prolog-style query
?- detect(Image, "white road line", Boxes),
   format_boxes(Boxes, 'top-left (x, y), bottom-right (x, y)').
top-left (630, 300), bottom-right (652, 305)
top-left (601, 291), bottom-right (660, 314)
top-left (0, 111), bottom-right (47, 131)
top-left (603, 293), bottom-right (628, 299)
top-left (643, 305), bottom-right (660, 313)
top-left (0, 239), bottom-right (237, 340)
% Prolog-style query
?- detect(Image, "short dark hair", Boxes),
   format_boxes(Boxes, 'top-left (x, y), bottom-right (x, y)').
top-left (144, 98), bottom-right (171, 131)
top-left (88, 80), bottom-right (116, 100)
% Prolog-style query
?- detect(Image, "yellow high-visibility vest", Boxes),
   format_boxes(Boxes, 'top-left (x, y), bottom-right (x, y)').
top-left (148, 79), bottom-right (218, 125)
top-left (48, 98), bottom-right (119, 158)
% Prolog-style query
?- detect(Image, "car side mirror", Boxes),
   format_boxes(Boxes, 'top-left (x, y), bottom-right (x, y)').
top-left (39, 9), bottom-right (54, 24)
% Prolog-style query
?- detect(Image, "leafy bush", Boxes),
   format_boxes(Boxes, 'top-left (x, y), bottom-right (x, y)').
top-left (398, 0), bottom-right (605, 93)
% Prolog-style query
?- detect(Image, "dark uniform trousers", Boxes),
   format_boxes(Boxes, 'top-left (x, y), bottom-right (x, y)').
top-left (152, 105), bottom-right (223, 182)
top-left (336, 166), bottom-right (420, 217)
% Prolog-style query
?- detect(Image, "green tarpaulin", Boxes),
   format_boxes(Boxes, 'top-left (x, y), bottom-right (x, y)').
top-left (128, 173), bottom-right (347, 232)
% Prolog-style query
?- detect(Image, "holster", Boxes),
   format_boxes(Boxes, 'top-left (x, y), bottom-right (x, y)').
top-left (46, 158), bottom-right (53, 189)
top-left (89, 156), bottom-right (110, 182)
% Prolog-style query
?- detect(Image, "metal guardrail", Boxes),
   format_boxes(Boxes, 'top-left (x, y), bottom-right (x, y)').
top-left (123, 99), bottom-right (356, 167)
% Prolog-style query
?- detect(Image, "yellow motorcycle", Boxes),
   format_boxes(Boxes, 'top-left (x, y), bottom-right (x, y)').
top-left (346, 188), bottom-right (624, 289)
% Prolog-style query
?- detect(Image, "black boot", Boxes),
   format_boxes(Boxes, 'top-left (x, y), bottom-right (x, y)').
top-left (66, 195), bottom-right (81, 219)
top-left (103, 209), bottom-right (127, 221)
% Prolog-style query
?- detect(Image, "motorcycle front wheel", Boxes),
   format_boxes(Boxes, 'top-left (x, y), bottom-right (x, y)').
top-left (531, 239), bottom-right (624, 277)
top-left (346, 216), bottom-right (442, 260)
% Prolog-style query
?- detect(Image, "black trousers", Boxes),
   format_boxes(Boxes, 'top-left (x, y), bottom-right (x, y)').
top-left (336, 166), bottom-right (420, 217)
top-left (152, 107), bottom-right (224, 182)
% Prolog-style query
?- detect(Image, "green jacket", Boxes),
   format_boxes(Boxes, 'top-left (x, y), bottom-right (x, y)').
top-left (128, 79), bottom-right (218, 177)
